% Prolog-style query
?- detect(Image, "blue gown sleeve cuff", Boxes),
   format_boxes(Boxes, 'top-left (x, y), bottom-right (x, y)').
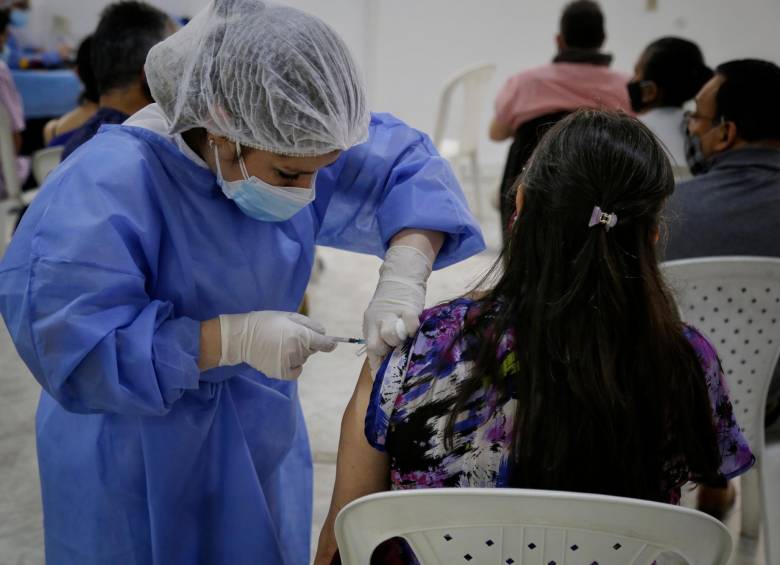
top-left (152, 316), bottom-right (202, 405)
top-left (380, 210), bottom-right (486, 270)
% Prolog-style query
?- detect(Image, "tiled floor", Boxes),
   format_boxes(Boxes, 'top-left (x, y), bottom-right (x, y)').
top-left (1, 195), bottom-right (778, 564)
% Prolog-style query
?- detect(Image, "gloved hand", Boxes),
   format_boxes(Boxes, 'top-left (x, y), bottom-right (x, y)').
top-left (219, 311), bottom-right (337, 380)
top-left (363, 245), bottom-right (433, 373)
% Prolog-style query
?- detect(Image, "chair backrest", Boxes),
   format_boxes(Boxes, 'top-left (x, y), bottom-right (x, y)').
top-left (433, 63), bottom-right (496, 155)
top-left (662, 256), bottom-right (780, 460)
top-left (0, 104), bottom-right (20, 200)
top-left (32, 146), bottom-right (64, 185)
top-left (335, 488), bottom-right (732, 565)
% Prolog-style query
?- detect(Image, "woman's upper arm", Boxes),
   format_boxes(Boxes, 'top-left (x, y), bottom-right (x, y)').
top-left (315, 361), bottom-right (390, 564)
top-left (686, 326), bottom-right (755, 479)
top-left (334, 361), bottom-right (391, 506)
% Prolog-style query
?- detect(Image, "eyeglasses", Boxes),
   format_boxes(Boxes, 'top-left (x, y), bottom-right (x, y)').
top-left (684, 110), bottom-right (724, 124)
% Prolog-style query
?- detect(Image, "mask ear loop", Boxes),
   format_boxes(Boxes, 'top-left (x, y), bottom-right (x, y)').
top-left (718, 117), bottom-right (730, 143)
top-left (235, 141), bottom-right (250, 180)
top-left (209, 138), bottom-right (225, 180)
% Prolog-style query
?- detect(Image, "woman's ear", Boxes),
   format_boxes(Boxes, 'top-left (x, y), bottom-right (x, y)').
top-left (208, 134), bottom-right (236, 161)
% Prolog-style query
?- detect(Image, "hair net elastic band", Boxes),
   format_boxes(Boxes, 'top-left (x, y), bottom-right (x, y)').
top-left (228, 136), bottom-right (365, 158)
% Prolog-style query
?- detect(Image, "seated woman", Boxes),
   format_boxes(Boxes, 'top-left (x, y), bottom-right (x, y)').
top-left (315, 109), bottom-right (754, 564)
top-left (43, 35), bottom-right (99, 147)
top-left (628, 37), bottom-right (712, 176)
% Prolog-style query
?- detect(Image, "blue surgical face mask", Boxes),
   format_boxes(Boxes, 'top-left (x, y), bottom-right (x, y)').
top-left (212, 140), bottom-right (316, 222)
top-left (10, 9), bottom-right (30, 29)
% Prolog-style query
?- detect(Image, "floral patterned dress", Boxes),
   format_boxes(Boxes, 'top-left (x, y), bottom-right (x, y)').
top-left (365, 297), bottom-right (755, 502)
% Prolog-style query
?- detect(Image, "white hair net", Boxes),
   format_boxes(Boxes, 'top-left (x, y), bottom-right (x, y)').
top-left (145, 0), bottom-right (369, 156)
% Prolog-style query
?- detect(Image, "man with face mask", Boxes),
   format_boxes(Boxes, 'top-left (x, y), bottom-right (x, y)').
top-left (60, 1), bottom-right (176, 160)
top-left (0, 0), bottom-right (72, 69)
top-left (666, 60), bottom-right (780, 261)
top-left (627, 37), bottom-right (712, 175)
top-left (664, 58), bottom-right (780, 518)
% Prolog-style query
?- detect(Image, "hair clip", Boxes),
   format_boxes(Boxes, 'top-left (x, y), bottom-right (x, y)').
top-left (588, 205), bottom-right (618, 231)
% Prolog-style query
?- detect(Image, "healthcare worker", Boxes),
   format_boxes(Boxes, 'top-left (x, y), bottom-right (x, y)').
top-left (0, 1), bottom-right (483, 564)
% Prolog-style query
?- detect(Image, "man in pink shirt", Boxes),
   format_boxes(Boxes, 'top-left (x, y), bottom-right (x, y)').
top-left (490, 0), bottom-right (630, 141)
top-left (491, 1), bottom-right (630, 234)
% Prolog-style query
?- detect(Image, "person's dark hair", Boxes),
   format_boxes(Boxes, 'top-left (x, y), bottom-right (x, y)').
top-left (560, 0), bottom-right (605, 50)
top-left (76, 35), bottom-right (99, 104)
top-left (446, 109), bottom-right (721, 502)
top-left (714, 59), bottom-right (780, 142)
top-left (0, 9), bottom-right (10, 35)
top-left (641, 37), bottom-right (712, 107)
top-left (91, 1), bottom-right (170, 94)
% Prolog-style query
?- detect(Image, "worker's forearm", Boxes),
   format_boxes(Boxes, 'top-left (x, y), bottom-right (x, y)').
top-left (389, 228), bottom-right (444, 263)
top-left (199, 318), bottom-right (221, 371)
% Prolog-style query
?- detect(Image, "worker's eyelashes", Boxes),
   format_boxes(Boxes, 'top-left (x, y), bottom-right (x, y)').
top-left (275, 169), bottom-right (303, 181)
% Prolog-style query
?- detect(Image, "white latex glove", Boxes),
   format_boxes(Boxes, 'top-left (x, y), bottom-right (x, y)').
top-left (363, 245), bottom-right (433, 373)
top-left (219, 311), bottom-right (337, 380)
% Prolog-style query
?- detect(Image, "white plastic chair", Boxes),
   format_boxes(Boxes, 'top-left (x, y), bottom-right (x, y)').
top-left (335, 488), bottom-right (732, 564)
top-left (432, 63), bottom-right (496, 220)
top-left (31, 146), bottom-right (64, 185)
top-left (663, 256), bottom-right (780, 565)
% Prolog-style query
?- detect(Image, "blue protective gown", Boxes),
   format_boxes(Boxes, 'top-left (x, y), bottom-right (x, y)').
top-left (0, 112), bottom-right (484, 565)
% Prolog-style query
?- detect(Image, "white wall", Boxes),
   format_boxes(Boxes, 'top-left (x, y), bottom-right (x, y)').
top-left (30, 0), bottom-right (780, 168)
top-left (362, 0), bottom-right (780, 168)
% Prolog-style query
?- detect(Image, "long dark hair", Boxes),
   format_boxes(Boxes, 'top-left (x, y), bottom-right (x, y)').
top-left (446, 109), bottom-right (721, 501)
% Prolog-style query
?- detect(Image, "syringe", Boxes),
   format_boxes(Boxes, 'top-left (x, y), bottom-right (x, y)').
top-left (329, 336), bottom-right (367, 344)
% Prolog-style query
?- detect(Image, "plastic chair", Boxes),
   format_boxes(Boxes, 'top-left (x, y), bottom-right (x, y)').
top-left (31, 146), bottom-right (64, 185)
top-left (432, 63), bottom-right (496, 220)
top-left (663, 256), bottom-right (780, 565)
top-left (335, 488), bottom-right (732, 564)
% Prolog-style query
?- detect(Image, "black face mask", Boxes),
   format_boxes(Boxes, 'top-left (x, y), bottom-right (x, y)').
top-left (627, 80), bottom-right (649, 113)
top-left (684, 128), bottom-right (712, 176)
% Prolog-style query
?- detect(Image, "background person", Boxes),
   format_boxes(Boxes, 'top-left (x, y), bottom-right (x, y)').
top-left (665, 61), bottom-right (780, 513)
top-left (0, 1), bottom-right (483, 563)
top-left (61, 1), bottom-right (174, 159)
top-left (489, 0), bottom-right (631, 235)
top-left (628, 37), bottom-right (712, 174)
top-left (42, 34), bottom-right (98, 146)
top-left (0, 7), bottom-right (29, 196)
top-left (1, 0), bottom-right (72, 69)
top-left (315, 110), bottom-right (754, 564)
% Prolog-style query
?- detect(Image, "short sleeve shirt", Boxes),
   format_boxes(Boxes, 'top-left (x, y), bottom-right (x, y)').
top-left (366, 298), bottom-right (754, 502)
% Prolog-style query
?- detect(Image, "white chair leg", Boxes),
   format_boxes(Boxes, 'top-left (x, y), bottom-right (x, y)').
top-left (1, 206), bottom-right (15, 253)
top-left (469, 151), bottom-right (483, 220)
top-left (740, 467), bottom-right (761, 540)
